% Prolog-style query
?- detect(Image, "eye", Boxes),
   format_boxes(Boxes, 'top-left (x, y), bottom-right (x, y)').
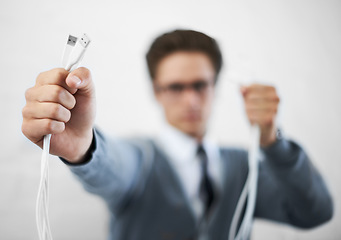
top-left (169, 84), bottom-right (184, 93)
top-left (193, 81), bottom-right (208, 92)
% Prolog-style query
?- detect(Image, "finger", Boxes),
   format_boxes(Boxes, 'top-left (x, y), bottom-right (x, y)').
top-left (246, 108), bottom-right (277, 116)
top-left (247, 115), bottom-right (274, 126)
top-left (22, 118), bottom-right (65, 144)
top-left (245, 101), bottom-right (278, 111)
top-left (244, 91), bottom-right (280, 103)
top-left (36, 68), bottom-right (77, 94)
top-left (242, 84), bottom-right (278, 98)
top-left (25, 85), bottom-right (76, 110)
top-left (248, 84), bottom-right (275, 92)
top-left (65, 67), bottom-right (94, 96)
top-left (246, 109), bottom-right (276, 125)
top-left (22, 102), bottom-right (71, 123)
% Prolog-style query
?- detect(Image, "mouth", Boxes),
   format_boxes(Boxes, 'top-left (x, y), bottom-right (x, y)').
top-left (182, 112), bottom-right (202, 122)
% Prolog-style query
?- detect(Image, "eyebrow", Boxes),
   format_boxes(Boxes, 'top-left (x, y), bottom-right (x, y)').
top-left (164, 79), bottom-right (212, 85)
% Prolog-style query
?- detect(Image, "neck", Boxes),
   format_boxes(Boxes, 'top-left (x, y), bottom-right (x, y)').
top-left (190, 132), bottom-right (204, 143)
top-left (168, 122), bottom-right (206, 144)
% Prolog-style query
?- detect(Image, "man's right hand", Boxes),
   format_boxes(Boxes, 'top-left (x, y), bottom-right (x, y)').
top-left (22, 67), bottom-right (96, 164)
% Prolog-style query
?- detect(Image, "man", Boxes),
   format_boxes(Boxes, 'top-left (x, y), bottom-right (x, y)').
top-left (22, 29), bottom-right (333, 240)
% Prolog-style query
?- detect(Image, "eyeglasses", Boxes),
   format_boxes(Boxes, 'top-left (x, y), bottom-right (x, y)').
top-left (154, 79), bottom-right (215, 100)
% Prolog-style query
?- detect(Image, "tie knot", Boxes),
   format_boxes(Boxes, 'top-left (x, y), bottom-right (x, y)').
top-left (197, 144), bottom-right (206, 155)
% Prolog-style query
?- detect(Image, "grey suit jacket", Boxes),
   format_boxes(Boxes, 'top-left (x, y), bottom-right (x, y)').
top-left (65, 128), bottom-right (333, 240)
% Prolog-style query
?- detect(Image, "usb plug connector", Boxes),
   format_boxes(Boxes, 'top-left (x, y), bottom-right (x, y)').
top-left (67, 35), bottom-right (78, 46)
top-left (79, 34), bottom-right (91, 48)
top-left (65, 33), bottom-right (91, 71)
top-left (62, 35), bottom-right (78, 66)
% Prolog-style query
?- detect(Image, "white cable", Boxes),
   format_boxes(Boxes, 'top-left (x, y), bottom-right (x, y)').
top-left (236, 125), bottom-right (260, 240)
top-left (228, 123), bottom-right (261, 239)
top-left (36, 134), bottom-right (52, 240)
top-left (36, 33), bottom-right (91, 240)
top-left (65, 34), bottom-right (91, 72)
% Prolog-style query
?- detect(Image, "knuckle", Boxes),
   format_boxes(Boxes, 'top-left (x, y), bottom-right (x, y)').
top-left (53, 86), bottom-right (64, 102)
top-left (51, 104), bottom-right (62, 119)
top-left (36, 72), bottom-right (44, 84)
top-left (45, 119), bottom-right (55, 132)
top-left (52, 67), bottom-right (66, 75)
top-left (22, 105), bottom-right (30, 118)
top-left (24, 88), bottom-right (30, 100)
top-left (38, 68), bottom-right (67, 86)
top-left (51, 104), bottom-right (69, 122)
top-left (21, 120), bottom-right (29, 135)
top-left (52, 69), bottom-right (67, 83)
top-left (25, 87), bottom-right (34, 100)
top-left (45, 119), bottom-right (64, 133)
top-left (55, 69), bottom-right (65, 79)
top-left (79, 67), bottom-right (91, 78)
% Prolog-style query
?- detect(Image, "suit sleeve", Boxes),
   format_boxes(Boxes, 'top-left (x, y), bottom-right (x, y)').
top-left (60, 127), bottom-right (147, 214)
top-left (254, 137), bottom-right (334, 228)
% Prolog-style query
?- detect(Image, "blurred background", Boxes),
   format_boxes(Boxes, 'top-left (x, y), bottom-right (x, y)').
top-left (0, 0), bottom-right (340, 239)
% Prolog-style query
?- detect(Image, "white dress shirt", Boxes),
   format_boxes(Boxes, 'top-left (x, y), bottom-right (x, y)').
top-left (155, 122), bottom-right (223, 220)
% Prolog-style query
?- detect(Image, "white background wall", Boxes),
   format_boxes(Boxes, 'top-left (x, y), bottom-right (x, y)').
top-left (0, 0), bottom-right (340, 239)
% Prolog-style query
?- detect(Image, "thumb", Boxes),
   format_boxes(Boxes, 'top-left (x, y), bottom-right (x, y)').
top-left (65, 67), bottom-right (94, 95)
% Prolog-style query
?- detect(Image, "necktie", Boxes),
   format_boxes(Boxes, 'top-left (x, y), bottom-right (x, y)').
top-left (197, 144), bottom-right (216, 219)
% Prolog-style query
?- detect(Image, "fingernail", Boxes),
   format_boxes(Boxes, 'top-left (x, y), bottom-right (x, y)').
top-left (70, 76), bottom-right (81, 86)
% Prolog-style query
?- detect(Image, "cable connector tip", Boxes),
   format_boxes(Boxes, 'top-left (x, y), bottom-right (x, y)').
top-left (79, 33), bottom-right (91, 48)
top-left (67, 35), bottom-right (78, 46)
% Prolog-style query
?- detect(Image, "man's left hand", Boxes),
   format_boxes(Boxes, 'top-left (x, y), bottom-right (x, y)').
top-left (240, 83), bottom-right (280, 147)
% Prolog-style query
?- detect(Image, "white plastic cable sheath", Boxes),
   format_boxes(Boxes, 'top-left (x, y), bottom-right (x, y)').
top-left (36, 133), bottom-right (52, 240)
top-left (36, 34), bottom-right (90, 240)
top-left (228, 124), bottom-right (260, 240)
top-left (238, 124), bottom-right (260, 240)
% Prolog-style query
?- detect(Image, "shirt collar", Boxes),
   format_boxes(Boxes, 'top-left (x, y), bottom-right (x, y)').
top-left (157, 121), bottom-right (211, 166)
top-left (156, 120), bottom-right (223, 191)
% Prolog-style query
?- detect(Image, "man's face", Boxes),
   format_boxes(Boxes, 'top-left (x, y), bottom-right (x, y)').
top-left (153, 51), bottom-right (216, 140)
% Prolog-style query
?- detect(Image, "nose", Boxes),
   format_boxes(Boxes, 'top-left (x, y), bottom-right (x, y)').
top-left (182, 88), bottom-right (201, 108)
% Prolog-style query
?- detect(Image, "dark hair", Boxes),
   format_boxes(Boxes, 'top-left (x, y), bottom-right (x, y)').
top-left (146, 29), bottom-right (223, 83)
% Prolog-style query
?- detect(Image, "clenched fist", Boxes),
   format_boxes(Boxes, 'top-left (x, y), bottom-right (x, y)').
top-left (22, 67), bottom-right (96, 163)
top-left (240, 84), bottom-right (280, 147)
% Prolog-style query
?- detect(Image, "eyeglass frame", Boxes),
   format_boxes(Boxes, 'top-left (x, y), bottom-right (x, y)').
top-left (153, 78), bottom-right (216, 100)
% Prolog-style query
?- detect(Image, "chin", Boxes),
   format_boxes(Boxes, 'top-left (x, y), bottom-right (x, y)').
top-left (179, 121), bottom-right (205, 138)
